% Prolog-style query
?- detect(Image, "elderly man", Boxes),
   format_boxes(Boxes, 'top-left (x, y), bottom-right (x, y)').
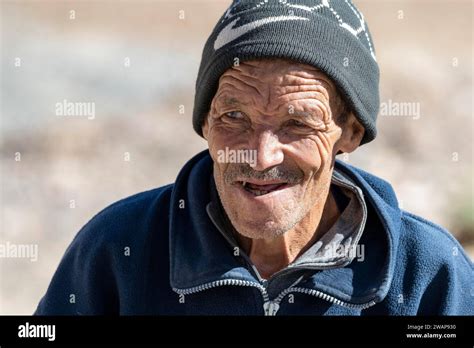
top-left (36, 0), bottom-right (473, 315)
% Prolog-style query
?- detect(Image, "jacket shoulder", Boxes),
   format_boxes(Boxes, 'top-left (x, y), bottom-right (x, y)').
top-left (396, 211), bottom-right (473, 314)
top-left (76, 184), bottom-right (174, 245)
top-left (35, 184), bottom-right (174, 315)
top-left (400, 211), bottom-right (472, 267)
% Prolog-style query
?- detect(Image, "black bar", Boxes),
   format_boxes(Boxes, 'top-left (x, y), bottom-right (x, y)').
top-left (0, 316), bottom-right (472, 346)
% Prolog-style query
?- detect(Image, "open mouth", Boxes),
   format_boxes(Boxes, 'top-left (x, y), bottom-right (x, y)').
top-left (237, 180), bottom-right (289, 197)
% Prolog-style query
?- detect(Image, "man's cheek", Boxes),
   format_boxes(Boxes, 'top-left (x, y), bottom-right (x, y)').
top-left (213, 162), bottom-right (227, 185)
top-left (207, 133), bottom-right (226, 163)
top-left (288, 140), bottom-right (324, 174)
top-left (311, 133), bottom-right (336, 166)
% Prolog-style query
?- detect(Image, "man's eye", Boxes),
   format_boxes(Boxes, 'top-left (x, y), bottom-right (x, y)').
top-left (287, 119), bottom-right (307, 128)
top-left (223, 111), bottom-right (245, 120)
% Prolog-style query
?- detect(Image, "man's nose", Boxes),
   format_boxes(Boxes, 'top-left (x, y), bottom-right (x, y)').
top-left (251, 129), bottom-right (284, 171)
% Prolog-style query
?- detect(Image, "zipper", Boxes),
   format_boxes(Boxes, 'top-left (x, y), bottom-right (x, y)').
top-left (265, 286), bottom-right (377, 315)
top-left (173, 279), bottom-right (376, 316)
top-left (173, 278), bottom-right (269, 302)
top-left (173, 278), bottom-right (278, 315)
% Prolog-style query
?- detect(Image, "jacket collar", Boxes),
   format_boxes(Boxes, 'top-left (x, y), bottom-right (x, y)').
top-left (169, 150), bottom-right (401, 305)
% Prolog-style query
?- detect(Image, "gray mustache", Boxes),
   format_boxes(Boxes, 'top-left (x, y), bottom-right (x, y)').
top-left (224, 164), bottom-right (304, 185)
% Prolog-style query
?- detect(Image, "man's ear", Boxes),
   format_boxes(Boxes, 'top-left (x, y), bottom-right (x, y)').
top-left (337, 112), bottom-right (365, 154)
top-left (202, 113), bottom-right (210, 140)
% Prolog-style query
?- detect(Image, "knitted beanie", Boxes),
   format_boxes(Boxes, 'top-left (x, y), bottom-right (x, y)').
top-left (192, 0), bottom-right (380, 145)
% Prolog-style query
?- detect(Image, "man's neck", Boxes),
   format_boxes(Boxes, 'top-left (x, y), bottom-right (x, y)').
top-left (236, 187), bottom-right (341, 279)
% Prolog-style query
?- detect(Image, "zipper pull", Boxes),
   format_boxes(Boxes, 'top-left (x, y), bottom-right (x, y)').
top-left (263, 301), bottom-right (280, 316)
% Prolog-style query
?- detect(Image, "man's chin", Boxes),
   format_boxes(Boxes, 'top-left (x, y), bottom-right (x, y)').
top-left (232, 219), bottom-right (293, 240)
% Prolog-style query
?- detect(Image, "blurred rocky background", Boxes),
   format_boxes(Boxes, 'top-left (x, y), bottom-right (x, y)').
top-left (1, 0), bottom-right (472, 314)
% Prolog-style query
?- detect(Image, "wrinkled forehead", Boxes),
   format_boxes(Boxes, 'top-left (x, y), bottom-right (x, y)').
top-left (217, 58), bottom-right (336, 94)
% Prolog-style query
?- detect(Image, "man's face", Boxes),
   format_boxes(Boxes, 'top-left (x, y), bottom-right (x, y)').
top-left (203, 59), bottom-right (357, 240)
